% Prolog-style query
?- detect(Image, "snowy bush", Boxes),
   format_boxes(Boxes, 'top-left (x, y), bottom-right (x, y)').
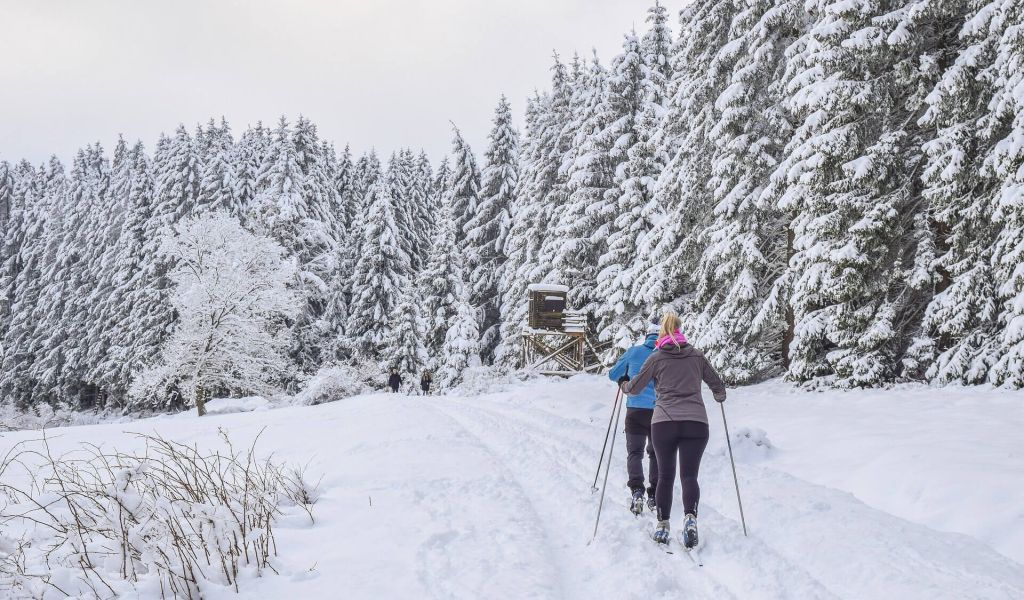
top-left (0, 431), bottom-right (317, 599)
top-left (724, 427), bottom-right (775, 462)
top-left (446, 366), bottom-right (538, 397)
top-left (0, 403), bottom-right (131, 432)
top-left (292, 363), bottom-right (371, 406)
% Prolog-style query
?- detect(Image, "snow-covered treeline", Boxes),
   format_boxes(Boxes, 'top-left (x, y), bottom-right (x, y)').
top-left (2, 0), bottom-right (1023, 416)
top-left (496, 0), bottom-right (1024, 388)
top-left (0, 109), bottom-right (514, 411)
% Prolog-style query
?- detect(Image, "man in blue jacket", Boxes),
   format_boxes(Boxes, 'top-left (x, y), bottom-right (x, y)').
top-left (607, 320), bottom-right (660, 515)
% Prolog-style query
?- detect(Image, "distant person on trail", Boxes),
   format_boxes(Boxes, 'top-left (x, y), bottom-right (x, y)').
top-left (420, 370), bottom-right (433, 395)
top-left (388, 369), bottom-right (402, 393)
top-left (607, 318), bottom-right (661, 516)
top-left (618, 312), bottom-right (727, 550)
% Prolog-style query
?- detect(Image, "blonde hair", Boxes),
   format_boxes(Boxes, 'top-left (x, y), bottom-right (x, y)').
top-left (659, 311), bottom-right (682, 341)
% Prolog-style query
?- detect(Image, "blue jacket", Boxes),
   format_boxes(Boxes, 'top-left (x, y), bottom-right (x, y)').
top-left (607, 334), bottom-right (658, 409)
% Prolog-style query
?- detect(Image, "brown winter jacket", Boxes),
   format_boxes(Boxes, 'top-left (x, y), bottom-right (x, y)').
top-left (620, 343), bottom-right (727, 425)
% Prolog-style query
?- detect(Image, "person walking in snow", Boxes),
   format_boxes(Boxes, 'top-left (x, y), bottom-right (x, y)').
top-left (607, 318), bottom-right (661, 516)
top-left (388, 368), bottom-right (402, 393)
top-left (618, 312), bottom-right (727, 549)
top-left (420, 370), bottom-right (433, 396)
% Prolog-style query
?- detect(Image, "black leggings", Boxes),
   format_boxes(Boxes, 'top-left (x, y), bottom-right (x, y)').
top-left (652, 420), bottom-right (709, 520)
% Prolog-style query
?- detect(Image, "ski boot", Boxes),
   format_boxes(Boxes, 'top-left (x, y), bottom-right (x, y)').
top-left (652, 519), bottom-right (671, 545)
top-left (630, 488), bottom-right (646, 516)
top-left (682, 513), bottom-right (699, 549)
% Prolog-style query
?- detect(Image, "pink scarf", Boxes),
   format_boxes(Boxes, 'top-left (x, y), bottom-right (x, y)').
top-left (655, 330), bottom-right (688, 349)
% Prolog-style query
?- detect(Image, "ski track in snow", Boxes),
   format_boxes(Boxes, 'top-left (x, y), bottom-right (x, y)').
top-left (425, 385), bottom-right (1023, 599)
top-left (2, 377), bottom-right (1022, 599)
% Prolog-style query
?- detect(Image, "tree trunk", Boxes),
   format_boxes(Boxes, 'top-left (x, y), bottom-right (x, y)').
top-left (195, 385), bottom-right (207, 417)
top-left (782, 221), bottom-right (796, 369)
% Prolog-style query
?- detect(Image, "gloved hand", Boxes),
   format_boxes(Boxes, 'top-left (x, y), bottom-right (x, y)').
top-left (714, 393), bottom-right (726, 403)
top-left (617, 374), bottom-right (630, 385)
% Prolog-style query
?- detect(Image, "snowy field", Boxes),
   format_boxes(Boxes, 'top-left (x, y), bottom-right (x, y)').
top-left (1, 375), bottom-right (1022, 599)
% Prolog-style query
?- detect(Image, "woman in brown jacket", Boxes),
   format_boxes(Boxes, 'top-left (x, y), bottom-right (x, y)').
top-left (618, 312), bottom-right (727, 549)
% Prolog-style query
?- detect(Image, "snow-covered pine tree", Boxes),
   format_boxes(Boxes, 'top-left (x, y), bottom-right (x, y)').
top-left (83, 138), bottom-right (137, 398)
top-left (346, 177), bottom-right (411, 352)
top-left (631, 0), bottom-right (740, 311)
top-left (419, 200), bottom-right (464, 358)
top-left (684, 0), bottom-right (804, 384)
top-left (415, 150), bottom-right (436, 212)
top-left (293, 116), bottom-right (341, 242)
top-left (0, 161), bottom-right (47, 407)
top-left (386, 150), bottom-right (425, 272)
top-left (407, 149), bottom-right (435, 270)
top-left (769, 0), bottom-right (959, 386)
top-left (354, 150), bottom-right (382, 208)
top-left (35, 145), bottom-right (110, 404)
top-left (432, 155), bottom-right (452, 207)
top-left (435, 261), bottom-right (481, 389)
top-left (254, 116), bottom-right (336, 371)
top-left (382, 281), bottom-right (429, 376)
top-left (497, 58), bottom-right (575, 366)
top-left (96, 141), bottom-right (160, 405)
top-left (533, 54), bottom-right (578, 279)
top-left (914, 0), bottom-right (1024, 388)
top-left (985, 0), bottom-right (1024, 388)
top-left (130, 213), bottom-right (299, 415)
top-left (198, 118), bottom-right (240, 217)
top-left (233, 121), bottom-right (269, 226)
top-left (447, 125), bottom-right (482, 242)
top-left (153, 125), bottom-right (201, 224)
top-left (0, 161), bottom-right (12, 229)
top-left (466, 95), bottom-right (518, 362)
top-left (592, 29), bottom-right (667, 348)
top-left (549, 52), bottom-right (613, 314)
top-left (640, 0), bottom-right (673, 104)
top-left (323, 144), bottom-right (357, 360)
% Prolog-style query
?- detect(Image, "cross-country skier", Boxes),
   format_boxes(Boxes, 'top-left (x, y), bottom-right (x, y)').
top-left (607, 318), bottom-right (660, 516)
top-left (388, 368), bottom-right (402, 393)
top-left (618, 312), bottom-right (727, 549)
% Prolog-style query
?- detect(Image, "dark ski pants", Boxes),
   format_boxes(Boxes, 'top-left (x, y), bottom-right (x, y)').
top-left (652, 420), bottom-right (709, 521)
top-left (624, 408), bottom-right (658, 497)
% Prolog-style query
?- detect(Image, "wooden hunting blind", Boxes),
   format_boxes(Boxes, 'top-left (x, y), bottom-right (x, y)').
top-left (528, 285), bottom-right (568, 330)
top-left (520, 283), bottom-right (610, 376)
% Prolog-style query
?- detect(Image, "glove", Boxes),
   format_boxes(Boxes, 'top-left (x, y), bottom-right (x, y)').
top-left (714, 393), bottom-right (726, 403)
top-left (617, 374), bottom-right (630, 385)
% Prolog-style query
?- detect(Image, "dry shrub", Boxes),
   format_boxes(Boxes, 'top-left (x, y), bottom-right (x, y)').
top-left (0, 429), bottom-right (318, 599)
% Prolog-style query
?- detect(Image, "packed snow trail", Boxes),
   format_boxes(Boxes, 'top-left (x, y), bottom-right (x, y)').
top-left (1, 375), bottom-right (1021, 599)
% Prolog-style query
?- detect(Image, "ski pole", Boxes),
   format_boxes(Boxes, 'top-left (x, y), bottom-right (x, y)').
top-left (590, 388), bottom-right (623, 493)
top-left (590, 385), bottom-right (625, 544)
top-left (720, 402), bottom-right (748, 536)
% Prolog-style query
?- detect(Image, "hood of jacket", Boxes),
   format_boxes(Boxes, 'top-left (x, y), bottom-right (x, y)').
top-left (658, 343), bottom-right (703, 359)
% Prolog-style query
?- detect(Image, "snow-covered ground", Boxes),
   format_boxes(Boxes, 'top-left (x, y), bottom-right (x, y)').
top-left (1, 375), bottom-right (1021, 599)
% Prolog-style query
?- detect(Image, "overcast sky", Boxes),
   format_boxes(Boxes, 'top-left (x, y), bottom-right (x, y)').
top-left (1, 0), bottom-right (674, 167)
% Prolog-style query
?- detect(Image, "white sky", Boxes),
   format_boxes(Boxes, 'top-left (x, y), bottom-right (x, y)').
top-left (1, 0), bottom-right (673, 167)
